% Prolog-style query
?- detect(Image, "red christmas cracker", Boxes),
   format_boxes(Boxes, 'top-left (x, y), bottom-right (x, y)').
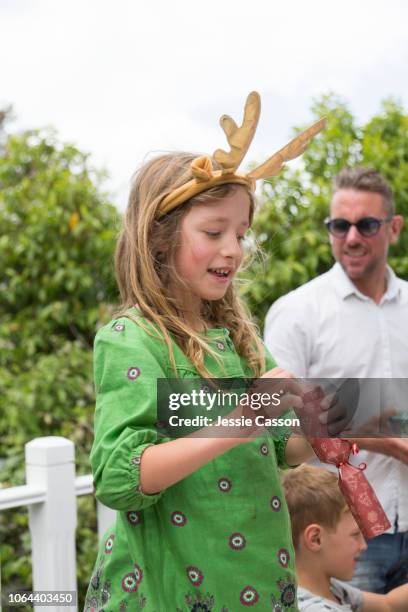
top-left (300, 386), bottom-right (391, 539)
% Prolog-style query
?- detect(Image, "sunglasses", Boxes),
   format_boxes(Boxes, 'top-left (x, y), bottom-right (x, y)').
top-left (324, 216), bottom-right (393, 238)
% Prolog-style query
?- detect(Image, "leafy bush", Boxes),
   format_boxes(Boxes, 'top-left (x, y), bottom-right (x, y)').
top-left (0, 123), bottom-right (118, 607)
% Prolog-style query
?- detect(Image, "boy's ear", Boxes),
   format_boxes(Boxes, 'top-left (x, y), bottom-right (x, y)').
top-left (303, 524), bottom-right (323, 551)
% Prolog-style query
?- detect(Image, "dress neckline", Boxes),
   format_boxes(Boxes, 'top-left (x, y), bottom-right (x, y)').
top-left (130, 305), bottom-right (230, 337)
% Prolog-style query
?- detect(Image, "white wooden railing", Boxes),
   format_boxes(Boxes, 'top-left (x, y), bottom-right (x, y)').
top-left (0, 437), bottom-right (116, 612)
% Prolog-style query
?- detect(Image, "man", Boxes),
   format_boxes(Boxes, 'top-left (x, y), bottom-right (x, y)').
top-left (264, 167), bottom-right (408, 593)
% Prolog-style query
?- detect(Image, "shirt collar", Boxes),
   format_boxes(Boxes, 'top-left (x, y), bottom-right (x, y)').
top-left (330, 262), bottom-right (401, 303)
top-left (383, 266), bottom-right (400, 302)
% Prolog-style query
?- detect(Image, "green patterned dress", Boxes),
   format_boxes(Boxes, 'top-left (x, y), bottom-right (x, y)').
top-left (84, 309), bottom-right (298, 611)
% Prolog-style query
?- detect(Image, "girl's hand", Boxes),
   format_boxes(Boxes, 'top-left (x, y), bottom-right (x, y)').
top-left (254, 366), bottom-right (304, 414)
top-left (233, 367), bottom-right (304, 442)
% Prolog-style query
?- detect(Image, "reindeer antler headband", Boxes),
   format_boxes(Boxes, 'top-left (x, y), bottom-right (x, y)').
top-left (157, 91), bottom-right (326, 217)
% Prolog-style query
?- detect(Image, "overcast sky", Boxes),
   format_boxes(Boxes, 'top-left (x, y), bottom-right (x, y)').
top-left (1, 0), bottom-right (408, 209)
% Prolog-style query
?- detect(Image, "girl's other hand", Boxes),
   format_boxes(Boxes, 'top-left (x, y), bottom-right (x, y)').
top-left (253, 367), bottom-right (304, 414)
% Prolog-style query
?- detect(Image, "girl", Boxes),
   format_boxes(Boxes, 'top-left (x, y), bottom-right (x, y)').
top-left (84, 93), bottom-right (324, 611)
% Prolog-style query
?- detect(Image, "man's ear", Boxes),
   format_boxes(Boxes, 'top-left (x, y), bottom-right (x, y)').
top-left (303, 524), bottom-right (323, 552)
top-left (390, 215), bottom-right (404, 244)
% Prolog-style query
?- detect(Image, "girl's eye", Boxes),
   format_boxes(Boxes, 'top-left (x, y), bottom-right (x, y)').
top-left (204, 231), bottom-right (246, 242)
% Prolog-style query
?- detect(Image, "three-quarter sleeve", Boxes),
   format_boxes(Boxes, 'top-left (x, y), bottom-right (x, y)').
top-left (90, 318), bottom-right (170, 511)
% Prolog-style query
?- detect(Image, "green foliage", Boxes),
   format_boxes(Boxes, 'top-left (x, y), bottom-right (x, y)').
top-left (0, 125), bottom-right (118, 606)
top-left (242, 94), bottom-right (408, 328)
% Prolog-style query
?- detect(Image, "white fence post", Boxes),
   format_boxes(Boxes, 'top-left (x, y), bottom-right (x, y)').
top-left (96, 501), bottom-right (116, 541)
top-left (25, 437), bottom-right (77, 612)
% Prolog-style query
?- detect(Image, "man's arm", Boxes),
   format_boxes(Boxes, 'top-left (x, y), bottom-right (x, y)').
top-left (363, 583), bottom-right (408, 611)
top-left (283, 436), bottom-right (408, 470)
top-left (355, 438), bottom-right (408, 465)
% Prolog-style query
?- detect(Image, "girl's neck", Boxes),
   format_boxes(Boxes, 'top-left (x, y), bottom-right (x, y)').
top-left (185, 316), bottom-right (213, 333)
top-left (177, 300), bottom-right (214, 333)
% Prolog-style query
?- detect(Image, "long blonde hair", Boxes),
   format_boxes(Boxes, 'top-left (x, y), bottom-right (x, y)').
top-left (115, 152), bottom-right (265, 377)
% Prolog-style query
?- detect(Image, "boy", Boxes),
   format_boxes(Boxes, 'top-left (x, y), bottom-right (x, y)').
top-left (282, 465), bottom-right (408, 611)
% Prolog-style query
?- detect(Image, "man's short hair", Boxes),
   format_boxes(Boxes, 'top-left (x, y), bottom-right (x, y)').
top-left (333, 167), bottom-right (395, 216)
top-left (282, 465), bottom-right (348, 550)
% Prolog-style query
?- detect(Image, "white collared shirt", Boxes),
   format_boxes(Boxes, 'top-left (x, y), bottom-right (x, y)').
top-left (264, 263), bottom-right (408, 532)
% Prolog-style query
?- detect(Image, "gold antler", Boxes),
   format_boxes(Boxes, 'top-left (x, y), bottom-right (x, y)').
top-left (213, 91), bottom-right (261, 173)
top-left (247, 117), bottom-right (327, 180)
top-left (156, 93), bottom-right (327, 218)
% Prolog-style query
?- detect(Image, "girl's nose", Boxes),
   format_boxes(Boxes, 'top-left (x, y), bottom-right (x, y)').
top-left (220, 236), bottom-right (242, 259)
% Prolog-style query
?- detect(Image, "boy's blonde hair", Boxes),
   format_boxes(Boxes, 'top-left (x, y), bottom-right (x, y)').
top-left (282, 465), bottom-right (348, 550)
top-left (115, 152), bottom-right (266, 377)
